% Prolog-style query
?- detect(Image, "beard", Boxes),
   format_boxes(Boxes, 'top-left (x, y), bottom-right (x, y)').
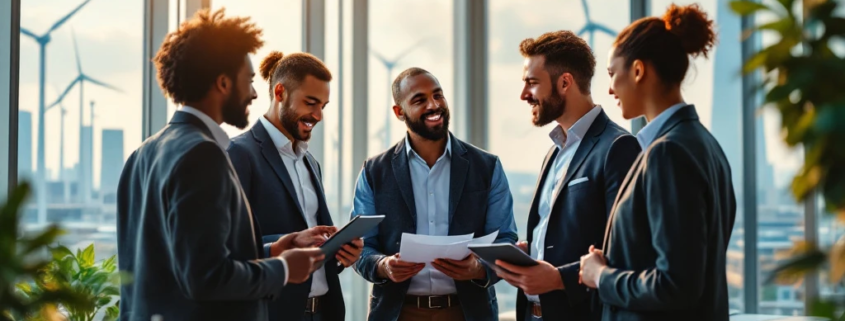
top-left (222, 88), bottom-right (251, 129)
top-left (406, 107), bottom-right (450, 141)
top-left (531, 92), bottom-right (566, 127)
top-left (279, 99), bottom-right (318, 142)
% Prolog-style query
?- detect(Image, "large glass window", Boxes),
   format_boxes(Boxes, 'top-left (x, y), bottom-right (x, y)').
top-left (367, 0), bottom-right (454, 157)
top-left (753, 0), bottom-right (806, 315)
top-left (487, 0), bottom-right (630, 315)
top-left (18, 0), bottom-right (143, 259)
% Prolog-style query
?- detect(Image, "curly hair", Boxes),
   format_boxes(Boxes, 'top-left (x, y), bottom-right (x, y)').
top-left (154, 8), bottom-right (264, 104)
top-left (519, 30), bottom-right (596, 94)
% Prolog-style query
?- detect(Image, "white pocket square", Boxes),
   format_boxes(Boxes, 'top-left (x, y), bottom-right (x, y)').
top-left (568, 177), bottom-right (589, 186)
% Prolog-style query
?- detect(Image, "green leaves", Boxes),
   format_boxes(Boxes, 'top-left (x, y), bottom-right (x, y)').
top-left (730, 1), bottom-right (770, 16)
top-left (77, 244), bottom-right (95, 269)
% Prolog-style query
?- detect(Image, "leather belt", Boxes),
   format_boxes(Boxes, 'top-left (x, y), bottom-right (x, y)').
top-left (531, 303), bottom-right (542, 318)
top-left (404, 294), bottom-right (459, 309)
top-left (305, 296), bottom-right (321, 314)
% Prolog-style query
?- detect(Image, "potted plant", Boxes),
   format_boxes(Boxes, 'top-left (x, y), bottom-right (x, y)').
top-left (731, 0), bottom-right (845, 318)
top-left (0, 182), bottom-right (85, 321)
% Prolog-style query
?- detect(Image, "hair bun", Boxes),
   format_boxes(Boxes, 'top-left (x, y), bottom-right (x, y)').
top-left (662, 3), bottom-right (716, 58)
top-left (259, 51), bottom-right (284, 81)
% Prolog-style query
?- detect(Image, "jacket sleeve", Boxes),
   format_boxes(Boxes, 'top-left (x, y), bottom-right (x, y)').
top-left (350, 167), bottom-right (389, 285)
top-left (557, 134), bottom-right (641, 305)
top-left (167, 142), bottom-right (287, 301)
top-left (597, 141), bottom-right (708, 310)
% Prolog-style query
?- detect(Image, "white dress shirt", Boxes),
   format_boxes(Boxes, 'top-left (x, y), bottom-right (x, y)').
top-left (528, 106), bottom-right (602, 303)
top-left (635, 102), bottom-right (688, 149)
top-left (178, 106), bottom-right (289, 286)
top-left (258, 116), bottom-right (328, 298)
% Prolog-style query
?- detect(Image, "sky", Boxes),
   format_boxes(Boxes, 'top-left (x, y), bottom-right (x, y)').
top-left (16, 0), bottom-right (819, 190)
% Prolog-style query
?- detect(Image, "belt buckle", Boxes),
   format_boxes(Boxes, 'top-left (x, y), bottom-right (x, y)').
top-left (429, 296), bottom-right (442, 309)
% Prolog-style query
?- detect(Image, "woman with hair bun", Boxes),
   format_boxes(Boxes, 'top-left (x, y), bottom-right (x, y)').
top-left (579, 4), bottom-right (736, 321)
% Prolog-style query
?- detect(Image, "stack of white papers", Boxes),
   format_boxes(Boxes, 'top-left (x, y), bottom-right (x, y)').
top-left (399, 231), bottom-right (499, 264)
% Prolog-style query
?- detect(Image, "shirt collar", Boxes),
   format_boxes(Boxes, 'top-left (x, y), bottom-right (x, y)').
top-left (404, 132), bottom-right (452, 160)
top-left (179, 106), bottom-right (230, 150)
top-left (258, 116), bottom-right (308, 158)
top-left (636, 102), bottom-right (688, 149)
top-left (549, 105), bottom-right (603, 149)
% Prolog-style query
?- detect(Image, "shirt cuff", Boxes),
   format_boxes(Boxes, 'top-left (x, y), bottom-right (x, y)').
top-left (279, 257), bottom-right (289, 286)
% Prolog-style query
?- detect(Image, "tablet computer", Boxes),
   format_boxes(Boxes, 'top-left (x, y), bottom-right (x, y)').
top-left (320, 215), bottom-right (385, 257)
top-left (468, 243), bottom-right (538, 267)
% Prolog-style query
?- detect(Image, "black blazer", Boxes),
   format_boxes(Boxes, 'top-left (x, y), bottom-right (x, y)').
top-left (227, 120), bottom-right (345, 321)
top-left (116, 111), bottom-right (287, 321)
top-left (516, 110), bottom-right (641, 321)
top-left (598, 106), bottom-right (736, 321)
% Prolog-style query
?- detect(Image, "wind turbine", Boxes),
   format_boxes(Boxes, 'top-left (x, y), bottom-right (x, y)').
top-left (50, 29), bottom-right (121, 204)
top-left (577, 0), bottom-right (616, 49)
top-left (49, 84), bottom-right (69, 203)
top-left (371, 37), bottom-right (430, 149)
top-left (20, 0), bottom-right (92, 224)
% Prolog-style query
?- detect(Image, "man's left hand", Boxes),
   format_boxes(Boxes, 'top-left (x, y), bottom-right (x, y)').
top-left (494, 260), bottom-right (563, 296)
top-left (579, 245), bottom-right (607, 289)
top-left (336, 238), bottom-right (364, 267)
top-left (432, 255), bottom-right (486, 281)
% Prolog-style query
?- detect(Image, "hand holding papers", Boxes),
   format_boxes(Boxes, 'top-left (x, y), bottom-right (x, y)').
top-left (397, 231), bottom-right (499, 281)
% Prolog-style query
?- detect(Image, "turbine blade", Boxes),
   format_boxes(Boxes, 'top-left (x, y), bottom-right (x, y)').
top-left (581, 0), bottom-right (591, 21)
top-left (20, 28), bottom-right (39, 39)
top-left (81, 75), bottom-right (122, 93)
top-left (370, 49), bottom-right (391, 65)
top-left (48, 78), bottom-right (82, 109)
top-left (594, 24), bottom-right (617, 37)
top-left (48, 0), bottom-right (92, 34)
top-left (394, 37), bottom-right (430, 61)
top-left (577, 25), bottom-right (589, 36)
top-left (72, 28), bottom-right (82, 73)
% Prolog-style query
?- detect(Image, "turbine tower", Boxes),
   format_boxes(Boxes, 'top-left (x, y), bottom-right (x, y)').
top-left (371, 37), bottom-right (430, 149)
top-left (50, 29), bottom-right (121, 204)
top-left (576, 0), bottom-right (616, 49)
top-left (20, 0), bottom-right (92, 224)
top-left (49, 84), bottom-right (69, 203)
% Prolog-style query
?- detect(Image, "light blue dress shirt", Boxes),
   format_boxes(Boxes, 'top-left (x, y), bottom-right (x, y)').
top-left (636, 102), bottom-right (688, 149)
top-left (528, 106), bottom-right (602, 303)
top-left (351, 134), bottom-right (517, 296)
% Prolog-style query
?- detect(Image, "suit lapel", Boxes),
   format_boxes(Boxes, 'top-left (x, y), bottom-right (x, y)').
top-left (448, 136), bottom-right (469, 226)
top-left (526, 147), bottom-right (558, 243)
top-left (303, 154), bottom-right (333, 226)
top-left (252, 122), bottom-right (304, 216)
top-left (548, 110), bottom-right (607, 214)
top-left (392, 142), bottom-right (418, 222)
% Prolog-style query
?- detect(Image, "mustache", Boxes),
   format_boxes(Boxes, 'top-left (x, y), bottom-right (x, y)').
top-left (422, 108), bottom-right (447, 118)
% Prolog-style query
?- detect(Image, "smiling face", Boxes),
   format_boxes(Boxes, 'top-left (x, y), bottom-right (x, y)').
top-left (607, 47), bottom-right (644, 120)
top-left (520, 55), bottom-right (567, 127)
top-left (277, 74), bottom-right (330, 141)
top-left (394, 73), bottom-right (450, 141)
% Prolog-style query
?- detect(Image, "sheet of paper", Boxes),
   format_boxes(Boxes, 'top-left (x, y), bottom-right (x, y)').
top-left (399, 231), bottom-right (500, 263)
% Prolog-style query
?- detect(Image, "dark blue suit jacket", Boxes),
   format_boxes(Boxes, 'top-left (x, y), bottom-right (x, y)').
top-left (353, 135), bottom-right (518, 321)
top-left (598, 106), bottom-right (736, 321)
top-left (227, 120), bottom-right (345, 321)
top-left (516, 110), bottom-right (640, 321)
top-left (117, 112), bottom-right (287, 321)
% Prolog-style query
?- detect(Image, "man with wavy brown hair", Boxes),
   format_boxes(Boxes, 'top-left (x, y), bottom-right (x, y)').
top-left (116, 9), bottom-right (326, 321)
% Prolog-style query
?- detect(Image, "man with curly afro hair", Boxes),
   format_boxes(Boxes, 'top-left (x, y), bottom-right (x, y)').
top-left (116, 9), bottom-right (326, 321)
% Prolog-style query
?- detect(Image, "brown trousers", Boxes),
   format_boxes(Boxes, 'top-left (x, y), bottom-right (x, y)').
top-left (398, 303), bottom-right (465, 321)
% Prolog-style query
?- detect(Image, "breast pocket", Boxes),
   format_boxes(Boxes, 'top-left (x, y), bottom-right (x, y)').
top-left (565, 177), bottom-right (591, 192)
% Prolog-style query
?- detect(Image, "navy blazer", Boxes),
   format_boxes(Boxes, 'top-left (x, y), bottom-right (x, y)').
top-left (116, 112), bottom-right (287, 321)
top-left (227, 120), bottom-right (345, 321)
top-left (516, 110), bottom-right (640, 321)
top-left (354, 135), bottom-right (518, 321)
top-left (598, 106), bottom-right (736, 321)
